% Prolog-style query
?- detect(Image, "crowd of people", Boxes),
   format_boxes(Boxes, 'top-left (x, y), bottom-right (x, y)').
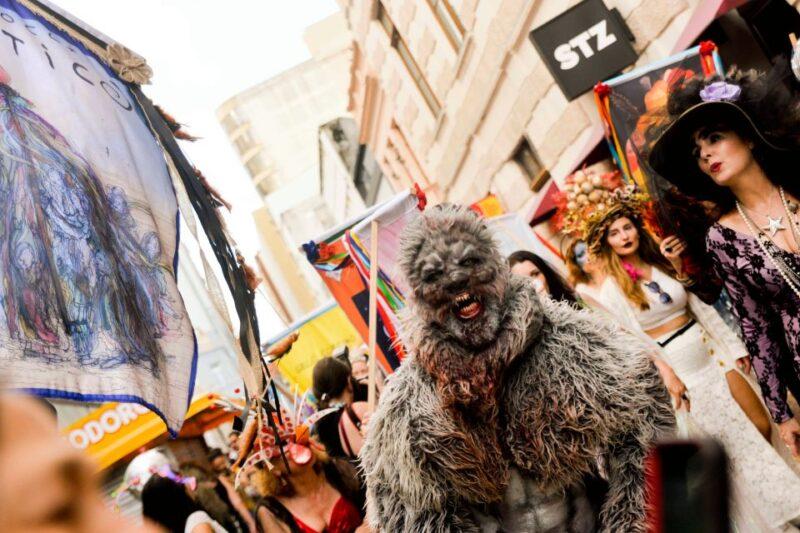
top-left (129, 348), bottom-right (379, 533)
top-left (8, 51), bottom-right (800, 533)
top-left (501, 60), bottom-right (800, 530)
top-left (138, 60), bottom-right (800, 531)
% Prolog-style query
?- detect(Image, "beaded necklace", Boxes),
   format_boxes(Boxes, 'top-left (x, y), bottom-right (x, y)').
top-left (736, 186), bottom-right (800, 301)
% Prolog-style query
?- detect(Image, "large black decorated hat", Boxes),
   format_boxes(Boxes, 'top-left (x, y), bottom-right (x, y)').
top-left (647, 66), bottom-right (800, 200)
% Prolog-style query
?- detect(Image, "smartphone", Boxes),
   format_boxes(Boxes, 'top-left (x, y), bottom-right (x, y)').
top-left (646, 439), bottom-right (729, 533)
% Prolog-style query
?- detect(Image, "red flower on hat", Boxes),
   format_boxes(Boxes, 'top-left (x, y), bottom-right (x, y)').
top-left (699, 40), bottom-right (716, 56)
top-left (594, 82), bottom-right (611, 98)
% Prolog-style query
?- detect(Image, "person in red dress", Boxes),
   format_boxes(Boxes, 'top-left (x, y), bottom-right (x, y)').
top-left (252, 411), bottom-right (369, 533)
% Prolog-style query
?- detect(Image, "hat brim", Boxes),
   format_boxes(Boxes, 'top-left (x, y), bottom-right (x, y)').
top-left (648, 101), bottom-right (786, 200)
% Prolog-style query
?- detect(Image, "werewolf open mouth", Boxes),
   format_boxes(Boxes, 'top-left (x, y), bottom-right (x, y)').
top-left (453, 290), bottom-right (483, 321)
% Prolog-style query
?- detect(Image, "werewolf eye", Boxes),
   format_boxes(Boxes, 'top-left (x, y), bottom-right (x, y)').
top-left (460, 257), bottom-right (479, 267)
top-left (422, 270), bottom-right (441, 283)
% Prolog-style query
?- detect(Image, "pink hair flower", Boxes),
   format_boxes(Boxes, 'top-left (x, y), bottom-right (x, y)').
top-left (622, 262), bottom-right (641, 282)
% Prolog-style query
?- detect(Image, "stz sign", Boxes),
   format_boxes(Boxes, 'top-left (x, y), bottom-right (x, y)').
top-left (530, 0), bottom-right (637, 100)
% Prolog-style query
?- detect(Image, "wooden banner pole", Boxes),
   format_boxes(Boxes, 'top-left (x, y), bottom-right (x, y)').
top-left (367, 220), bottom-right (379, 412)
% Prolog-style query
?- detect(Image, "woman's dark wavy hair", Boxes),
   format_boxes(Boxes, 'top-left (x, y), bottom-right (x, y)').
top-left (641, 59), bottom-right (800, 271)
top-left (507, 250), bottom-right (577, 305)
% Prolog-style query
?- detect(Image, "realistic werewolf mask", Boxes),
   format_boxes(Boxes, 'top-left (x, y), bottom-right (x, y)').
top-left (399, 204), bottom-right (508, 347)
top-left (398, 204), bottom-right (530, 417)
top-left (361, 204), bottom-right (675, 532)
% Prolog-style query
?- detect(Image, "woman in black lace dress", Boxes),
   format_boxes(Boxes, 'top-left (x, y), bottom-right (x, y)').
top-left (646, 63), bottom-right (800, 456)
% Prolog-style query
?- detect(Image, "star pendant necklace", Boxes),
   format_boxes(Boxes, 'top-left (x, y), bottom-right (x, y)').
top-left (740, 188), bottom-right (787, 238)
top-left (763, 214), bottom-right (786, 238)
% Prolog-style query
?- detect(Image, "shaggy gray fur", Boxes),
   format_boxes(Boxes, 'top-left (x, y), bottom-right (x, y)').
top-left (360, 205), bottom-right (675, 532)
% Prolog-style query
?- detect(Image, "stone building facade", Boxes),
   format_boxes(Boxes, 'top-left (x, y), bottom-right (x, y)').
top-left (339, 0), bottom-right (800, 223)
top-left (217, 13), bottom-right (358, 318)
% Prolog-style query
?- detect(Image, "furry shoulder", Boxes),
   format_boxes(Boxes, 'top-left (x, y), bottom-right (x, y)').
top-left (360, 360), bottom-right (455, 513)
top-left (502, 298), bottom-right (674, 488)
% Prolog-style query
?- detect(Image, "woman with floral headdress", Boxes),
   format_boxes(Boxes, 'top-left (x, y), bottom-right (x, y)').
top-left (250, 410), bottom-right (369, 533)
top-left (646, 62), bottom-right (800, 462)
top-left (585, 186), bottom-right (800, 531)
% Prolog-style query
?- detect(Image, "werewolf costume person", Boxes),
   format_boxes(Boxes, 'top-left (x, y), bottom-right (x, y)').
top-left (360, 205), bottom-right (675, 532)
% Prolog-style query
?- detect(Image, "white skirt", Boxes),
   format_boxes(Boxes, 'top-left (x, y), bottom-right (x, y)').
top-left (657, 323), bottom-right (800, 531)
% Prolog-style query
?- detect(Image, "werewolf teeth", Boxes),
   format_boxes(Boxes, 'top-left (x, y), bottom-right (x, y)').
top-left (456, 300), bottom-right (482, 319)
top-left (454, 292), bottom-right (471, 304)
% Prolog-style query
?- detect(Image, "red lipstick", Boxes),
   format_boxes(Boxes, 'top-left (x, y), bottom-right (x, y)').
top-left (710, 162), bottom-right (722, 173)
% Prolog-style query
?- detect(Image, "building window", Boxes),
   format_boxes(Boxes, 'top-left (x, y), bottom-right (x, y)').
top-left (245, 150), bottom-right (269, 178)
top-left (233, 129), bottom-right (255, 154)
top-left (376, 2), bottom-right (441, 114)
top-left (220, 109), bottom-right (241, 133)
top-left (353, 144), bottom-right (388, 206)
top-left (512, 138), bottom-right (549, 192)
top-left (427, 0), bottom-right (464, 49)
top-left (254, 178), bottom-right (272, 197)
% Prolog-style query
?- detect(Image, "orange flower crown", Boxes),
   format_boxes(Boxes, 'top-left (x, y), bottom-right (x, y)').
top-left (553, 169), bottom-right (624, 238)
top-left (583, 185), bottom-right (651, 254)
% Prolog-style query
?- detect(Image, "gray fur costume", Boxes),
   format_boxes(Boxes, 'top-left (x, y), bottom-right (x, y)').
top-left (360, 205), bottom-right (675, 532)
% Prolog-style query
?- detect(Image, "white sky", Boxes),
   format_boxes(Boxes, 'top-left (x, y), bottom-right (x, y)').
top-left (49, 0), bottom-right (342, 339)
top-left (53, 0), bottom-right (340, 260)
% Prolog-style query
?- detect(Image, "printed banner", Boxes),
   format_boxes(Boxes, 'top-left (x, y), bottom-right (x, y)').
top-left (264, 303), bottom-right (362, 393)
top-left (62, 394), bottom-right (221, 470)
top-left (0, 1), bottom-right (195, 433)
top-left (304, 235), bottom-right (402, 374)
top-left (350, 191), bottom-right (421, 304)
top-left (596, 43), bottom-right (724, 189)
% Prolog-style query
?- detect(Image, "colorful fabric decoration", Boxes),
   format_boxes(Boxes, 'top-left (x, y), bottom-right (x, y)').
top-left (470, 194), bottom-right (505, 218)
top-left (263, 303), bottom-right (361, 393)
top-left (699, 81), bottom-right (742, 102)
top-left (304, 190), bottom-right (423, 374)
top-left (553, 168), bottom-right (624, 238)
top-left (593, 42), bottom-right (725, 190)
top-left (152, 465), bottom-right (197, 491)
top-left (622, 262), bottom-right (642, 283)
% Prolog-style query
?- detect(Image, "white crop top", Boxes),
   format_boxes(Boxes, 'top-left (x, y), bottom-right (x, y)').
top-left (633, 267), bottom-right (688, 330)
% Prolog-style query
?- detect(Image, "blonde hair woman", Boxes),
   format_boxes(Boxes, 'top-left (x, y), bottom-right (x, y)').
top-left (587, 188), bottom-right (800, 531)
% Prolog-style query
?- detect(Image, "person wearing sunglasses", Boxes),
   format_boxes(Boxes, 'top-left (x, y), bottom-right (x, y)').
top-left (588, 188), bottom-right (767, 418)
top-left (584, 188), bottom-right (800, 529)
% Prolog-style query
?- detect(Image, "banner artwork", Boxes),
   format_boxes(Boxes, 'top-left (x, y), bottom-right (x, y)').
top-left (0, 0), bottom-right (196, 433)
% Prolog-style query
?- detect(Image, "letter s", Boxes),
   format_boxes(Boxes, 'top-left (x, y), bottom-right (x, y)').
top-left (554, 43), bottom-right (580, 70)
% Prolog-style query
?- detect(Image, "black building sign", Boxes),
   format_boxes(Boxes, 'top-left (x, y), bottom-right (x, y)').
top-left (529, 0), bottom-right (637, 100)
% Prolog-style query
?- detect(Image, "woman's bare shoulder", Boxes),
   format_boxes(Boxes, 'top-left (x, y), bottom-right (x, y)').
top-left (350, 401), bottom-right (369, 417)
top-left (257, 506), bottom-right (291, 533)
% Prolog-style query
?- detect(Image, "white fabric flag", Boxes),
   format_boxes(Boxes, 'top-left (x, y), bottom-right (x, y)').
top-left (487, 213), bottom-right (567, 275)
top-left (0, 0), bottom-right (196, 434)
